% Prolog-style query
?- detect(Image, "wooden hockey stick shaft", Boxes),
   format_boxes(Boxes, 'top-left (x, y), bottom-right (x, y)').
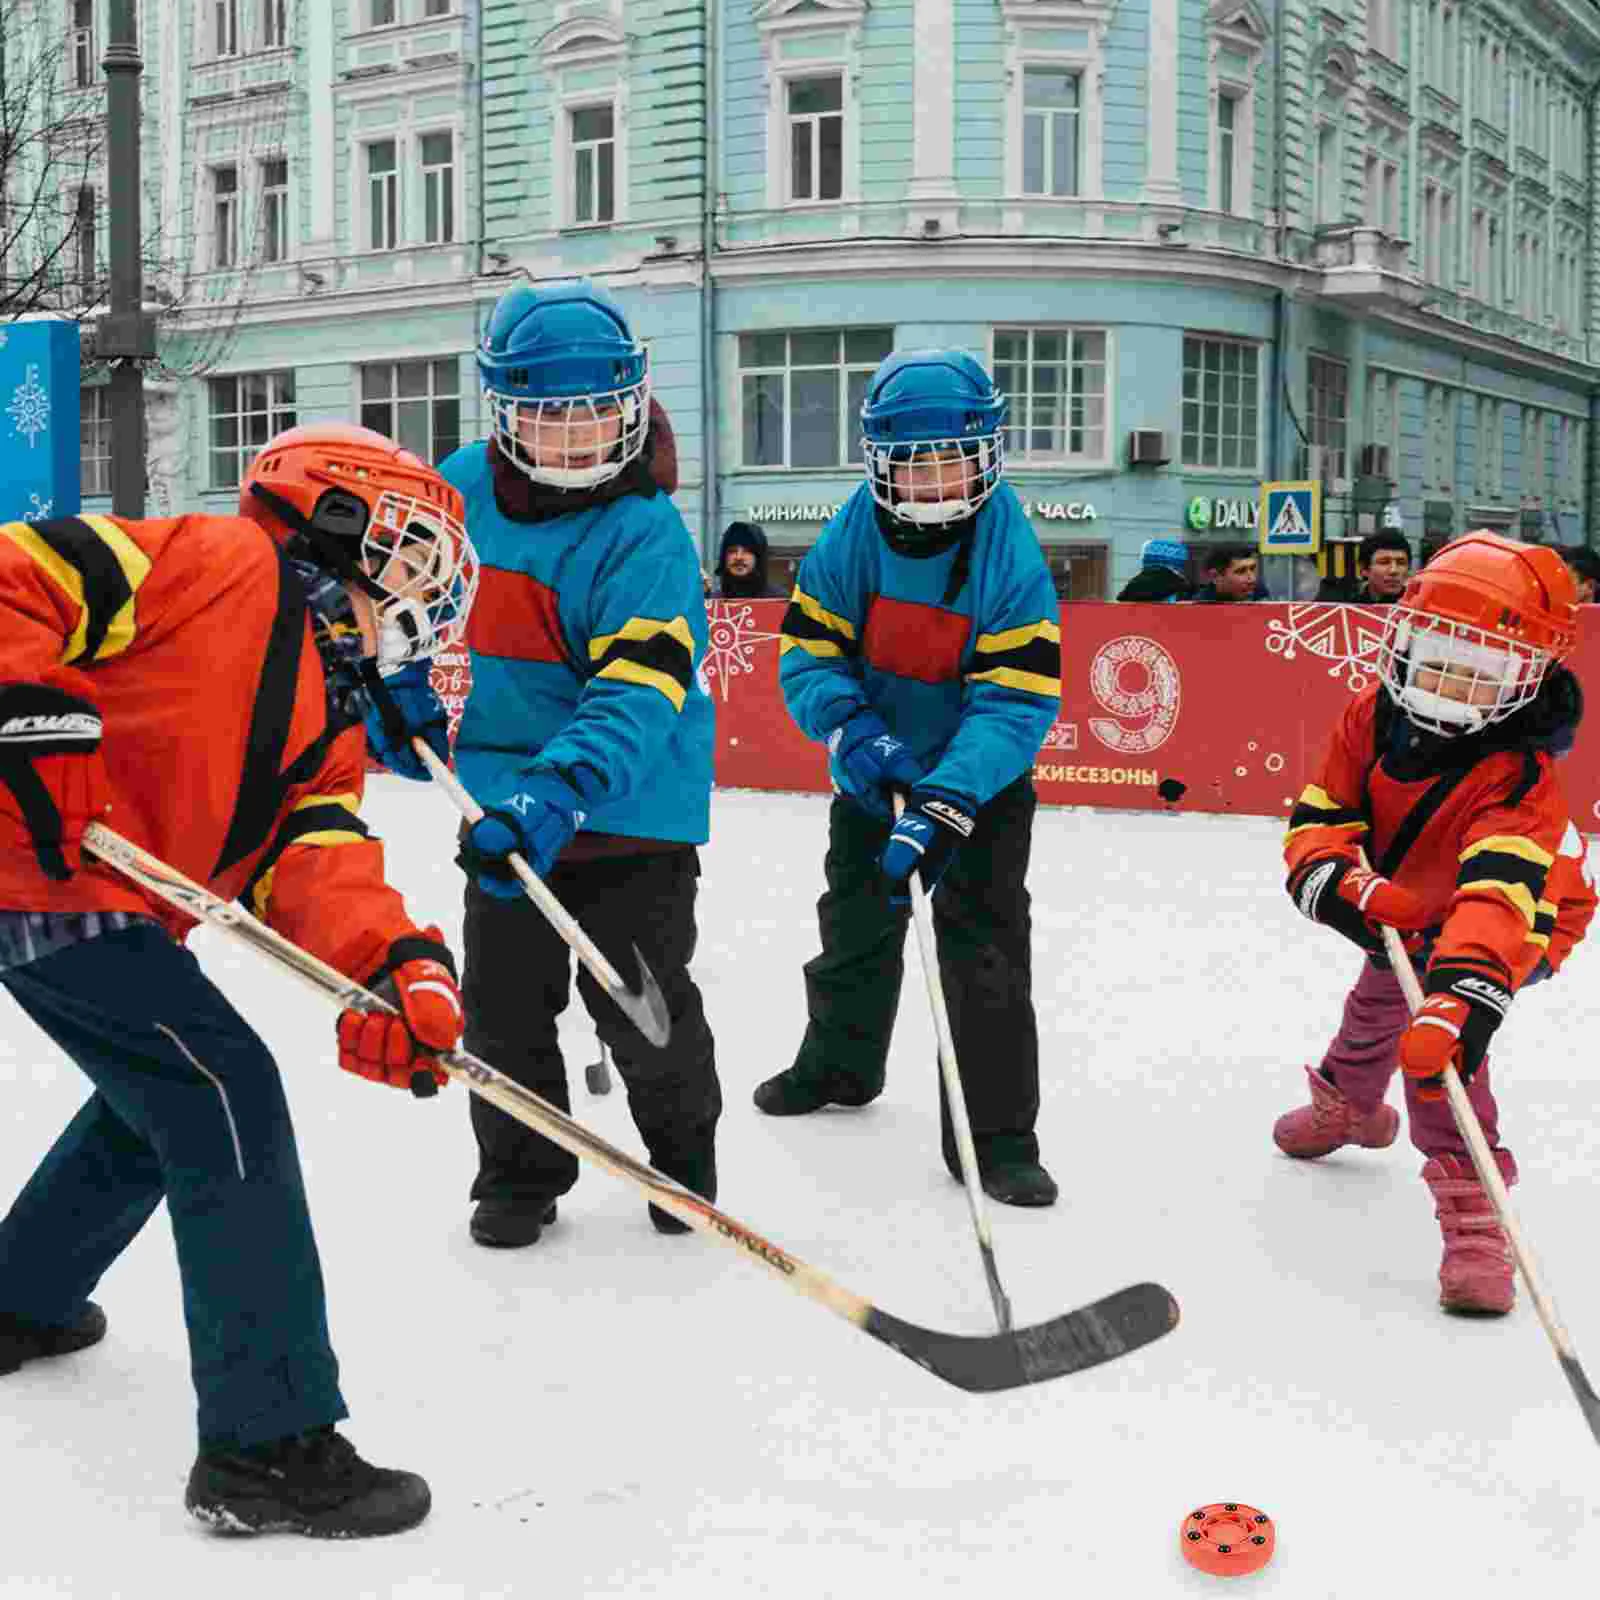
top-left (894, 794), bottom-right (1014, 1334)
top-left (1370, 867), bottom-right (1600, 1445)
top-left (409, 739), bottom-right (670, 1049)
top-left (84, 821), bottom-right (1176, 1392)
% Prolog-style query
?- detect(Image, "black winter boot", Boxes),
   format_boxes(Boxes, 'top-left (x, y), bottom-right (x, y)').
top-left (185, 1425), bottom-right (430, 1538)
top-left (0, 1302), bottom-right (107, 1375)
top-left (752, 1063), bottom-right (880, 1116)
top-left (978, 1160), bottom-right (1058, 1208)
top-left (470, 1198), bottom-right (558, 1249)
top-left (648, 1129), bottom-right (718, 1235)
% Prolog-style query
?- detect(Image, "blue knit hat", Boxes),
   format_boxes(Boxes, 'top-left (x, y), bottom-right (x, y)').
top-left (1141, 538), bottom-right (1189, 574)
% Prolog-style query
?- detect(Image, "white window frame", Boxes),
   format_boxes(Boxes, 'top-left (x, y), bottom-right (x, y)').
top-left (418, 126), bottom-right (458, 244)
top-left (364, 137), bottom-right (399, 252)
top-left (1367, 370), bottom-right (1401, 476)
top-left (1315, 119), bottom-right (1343, 225)
top-left (207, 370), bottom-right (296, 491)
top-left (785, 73), bottom-right (846, 204)
top-left (991, 325), bottom-right (1112, 467)
top-left (1474, 395), bottom-right (1504, 499)
top-left (1205, 1), bottom-right (1267, 219)
top-left (1307, 353), bottom-right (1349, 485)
top-left (70, 0), bottom-right (96, 89)
top-left (367, 0), bottom-right (400, 29)
top-left (74, 183), bottom-right (97, 289)
top-left (1522, 407), bottom-right (1546, 503)
top-left (1005, 39), bottom-right (1106, 203)
top-left (1181, 333), bottom-right (1262, 474)
top-left (209, 0), bottom-right (240, 59)
top-left (357, 357), bottom-right (463, 466)
top-left (261, 0), bottom-right (288, 49)
top-left (80, 385), bottom-right (111, 497)
top-left (736, 327), bottom-right (894, 471)
top-left (257, 154), bottom-right (289, 263)
top-left (1018, 64), bottom-right (1083, 200)
top-left (755, 0), bottom-right (865, 211)
top-left (210, 162), bottom-right (240, 270)
top-left (1422, 384), bottom-right (1456, 494)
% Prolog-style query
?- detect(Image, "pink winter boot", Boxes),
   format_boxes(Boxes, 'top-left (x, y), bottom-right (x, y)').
top-left (1273, 1066), bottom-right (1400, 1159)
top-left (1421, 1150), bottom-right (1518, 1315)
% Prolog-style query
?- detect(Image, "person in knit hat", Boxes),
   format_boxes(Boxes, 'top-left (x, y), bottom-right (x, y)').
top-left (715, 521), bottom-right (786, 599)
top-left (1116, 538), bottom-right (1193, 602)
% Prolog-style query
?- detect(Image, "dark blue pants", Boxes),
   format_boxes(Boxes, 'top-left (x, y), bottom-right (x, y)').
top-left (0, 921), bottom-right (346, 1450)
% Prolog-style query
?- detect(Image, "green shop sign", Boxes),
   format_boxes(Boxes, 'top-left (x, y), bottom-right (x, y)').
top-left (1185, 495), bottom-right (1259, 533)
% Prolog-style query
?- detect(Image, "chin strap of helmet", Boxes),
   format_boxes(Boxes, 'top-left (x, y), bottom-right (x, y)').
top-left (249, 481), bottom-right (390, 605)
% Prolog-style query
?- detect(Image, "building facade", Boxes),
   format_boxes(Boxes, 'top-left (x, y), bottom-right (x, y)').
top-left (54, 0), bottom-right (1600, 598)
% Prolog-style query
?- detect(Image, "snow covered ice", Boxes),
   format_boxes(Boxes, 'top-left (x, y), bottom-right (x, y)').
top-left (5, 783), bottom-right (1600, 1596)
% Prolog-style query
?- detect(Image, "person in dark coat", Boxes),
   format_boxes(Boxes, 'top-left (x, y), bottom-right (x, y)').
top-left (1116, 538), bottom-right (1193, 602)
top-left (1192, 543), bottom-right (1262, 602)
top-left (715, 521), bottom-right (786, 598)
top-left (1315, 531), bottom-right (1412, 604)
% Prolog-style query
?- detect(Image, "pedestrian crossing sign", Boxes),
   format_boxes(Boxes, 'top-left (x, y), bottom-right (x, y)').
top-left (1258, 481), bottom-right (1321, 556)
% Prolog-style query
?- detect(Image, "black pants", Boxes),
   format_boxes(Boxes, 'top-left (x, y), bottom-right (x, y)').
top-left (463, 849), bottom-right (720, 1207)
top-left (791, 779), bottom-right (1041, 1175)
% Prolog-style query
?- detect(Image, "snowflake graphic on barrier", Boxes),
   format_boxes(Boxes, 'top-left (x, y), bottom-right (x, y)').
top-left (27, 493), bottom-right (51, 520)
top-left (699, 600), bottom-right (782, 701)
top-left (1264, 603), bottom-right (1387, 694)
top-left (7, 362), bottom-right (50, 448)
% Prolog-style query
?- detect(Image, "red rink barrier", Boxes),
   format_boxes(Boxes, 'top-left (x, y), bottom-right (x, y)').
top-left (427, 600), bottom-right (1600, 829)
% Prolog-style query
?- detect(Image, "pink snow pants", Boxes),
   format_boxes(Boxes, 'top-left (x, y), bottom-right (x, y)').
top-left (1319, 958), bottom-right (1506, 1162)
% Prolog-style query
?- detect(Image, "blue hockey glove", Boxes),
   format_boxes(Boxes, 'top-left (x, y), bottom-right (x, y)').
top-left (456, 770), bottom-right (587, 894)
top-left (880, 787), bottom-right (976, 905)
top-left (362, 661), bottom-right (450, 782)
top-left (826, 707), bottom-right (925, 817)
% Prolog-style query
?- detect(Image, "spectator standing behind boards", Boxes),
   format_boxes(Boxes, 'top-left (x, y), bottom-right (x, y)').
top-left (1192, 543), bottom-right (1261, 602)
top-left (715, 521), bottom-right (786, 599)
top-left (1315, 532), bottom-right (1412, 605)
top-left (1561, 545), bottom-right (1600, 605)
top-left (1116, 538), bottom-right (1194, 602)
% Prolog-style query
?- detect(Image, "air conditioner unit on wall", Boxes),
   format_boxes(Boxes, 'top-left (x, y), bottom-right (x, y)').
top-left (1128, 428), bottom-right (1169, 467)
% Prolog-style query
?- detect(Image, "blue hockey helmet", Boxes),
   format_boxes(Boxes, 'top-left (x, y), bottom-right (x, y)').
top-left (860, 350), bottom-right (1007, 530)
top-left (477, 279), bottom-right (651, 489)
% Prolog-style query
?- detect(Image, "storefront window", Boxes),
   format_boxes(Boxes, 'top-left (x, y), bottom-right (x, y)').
top-left (1181, 334), bottom-right (1260, 471)
top-left (993, 327), bottom-right (1107, 463)
top-left (1306, 354), bottom-right (1348, 484)
top-left (738, 328), bottom-right (893, 469)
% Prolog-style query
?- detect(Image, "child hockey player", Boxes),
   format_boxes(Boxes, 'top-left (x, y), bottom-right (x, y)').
top-left (0, 423), bottom-right (478, 1536)
top-left (1277, 531), bottom-right (1594, 1314)
top-left (443, 280), bottom-right (719, 1248)
top-left (755, 349), bottom-right (1062, 1207)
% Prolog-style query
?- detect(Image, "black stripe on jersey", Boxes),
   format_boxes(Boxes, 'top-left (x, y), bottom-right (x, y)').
top-left (592, 628), bottom-right (695, 694)
top-left (214, 550), bottom-right (311, 878)
top-left (971, 634), bottom-right (1061, 682)
top-left (31, 517), bottom-right (134, 663)
top-left (1533, 904), bottom-right (1557, 942)
top-left (781, 600), bottom-right (859, 657)
top-left (1456, 850), bottom-right (1549, 899)
top-left (1287, 798), bottom-right (1367, 833)
top-left (240, 801), bottom-right (371, 910)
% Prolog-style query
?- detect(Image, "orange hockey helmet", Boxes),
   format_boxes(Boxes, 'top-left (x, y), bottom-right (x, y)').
top-left (240, 422), bottom-right (478, 670)
top-left (1377, 531), bottom-right (1578, 735)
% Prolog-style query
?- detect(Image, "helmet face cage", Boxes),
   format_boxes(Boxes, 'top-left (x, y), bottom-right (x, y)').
top-left (1378, 604), bottom-right (1552, 736)
top-left (359, 491), bottom-right (480, 673)
top-left (485, 369), bottom-right (651, 491)
top-left (863, 433), bottom-right (1004, 526)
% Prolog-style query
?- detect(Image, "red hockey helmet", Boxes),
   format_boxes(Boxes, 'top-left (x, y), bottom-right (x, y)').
top-left (240, 422), bottom-right (477, 669)
top-left (1377, 531), bottom-right (1578, 735)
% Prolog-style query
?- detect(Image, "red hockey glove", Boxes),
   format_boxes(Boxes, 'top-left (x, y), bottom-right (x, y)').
top-left (337, 929), bottom-right (461, 1096)
top-left (1398, 964), bottom-right (1512, 1102)
top-left (1287, 854), bottom-right (1431, 960)
top-left (0, 672), bottom-right (112, 883)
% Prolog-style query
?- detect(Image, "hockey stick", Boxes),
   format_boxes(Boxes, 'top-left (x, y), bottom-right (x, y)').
top-left (894, 793), bottom-right (1013, 1333)
top-left (409, 738), bottom-right (670, 1049)
top-left (1372, 891), bottom-right (1600, 1446)
top-left (83, 821), bottom-right (1178, 1393)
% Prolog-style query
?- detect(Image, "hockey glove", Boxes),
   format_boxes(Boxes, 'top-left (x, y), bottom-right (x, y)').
top-left (1398, 963), bottom-right (1512, 1102)
top-left (337, 929), bottom-right (461, 1095)
top-left (826, 707), bottom-right (925, 818)
top-left (0, 673), bottom-right (112, 883)
top-left (1287, 854), bottom-right (1430, 959)
top-left (880, 787), bottom-right (976, 906)
top-left (456, 769), bottom-right (586, 893)
top-left (361, 660), bottom-right (450, 782)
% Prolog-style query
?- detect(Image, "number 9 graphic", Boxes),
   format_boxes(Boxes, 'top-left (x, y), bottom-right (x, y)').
top-left (1087, 635), bottom-right (1182, 754)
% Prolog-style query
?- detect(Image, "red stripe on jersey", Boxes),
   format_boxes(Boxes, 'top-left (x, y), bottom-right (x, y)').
top-left (467, 567), bottom-right (568, 664)
top-left (863, 595), bottom-right (970, 685)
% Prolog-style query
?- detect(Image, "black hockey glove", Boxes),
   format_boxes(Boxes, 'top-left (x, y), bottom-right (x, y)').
top-left (0, 675), bottom-right (111, 883)
top-left (1286, 853), bottom-right (1430, 959)
top-left (1398, 963), bottom-right (1512, 1100)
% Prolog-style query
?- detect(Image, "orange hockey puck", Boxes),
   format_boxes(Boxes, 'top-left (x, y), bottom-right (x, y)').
top-left (1179, 1503), bottom-right (1275, 1578)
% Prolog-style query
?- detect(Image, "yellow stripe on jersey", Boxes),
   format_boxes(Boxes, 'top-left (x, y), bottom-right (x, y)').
top-left (588, 616), bottom-right (695, 713)
top-left (967, 617), bottom-right (1062, 700)
top-left (1460, 834), bottom-right (1555, 870)
top-left (245, 794), bottom-right (369, 920)
top-left (0, 515), bottom-right (151, 664)
top-left (1283, 784), bottom-right (1369, 842)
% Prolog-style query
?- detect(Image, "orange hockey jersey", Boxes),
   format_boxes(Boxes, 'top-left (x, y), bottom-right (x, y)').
top-left (0, 511), bottom-right (424, 985)
top-left (1285, 684), bottom-right (1595, 988)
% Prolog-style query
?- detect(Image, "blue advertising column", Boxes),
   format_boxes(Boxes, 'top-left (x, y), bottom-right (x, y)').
top-left (0, 320), bottom-right (81, 523)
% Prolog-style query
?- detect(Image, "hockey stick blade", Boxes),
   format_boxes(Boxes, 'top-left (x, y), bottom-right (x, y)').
top-left (866, 1282), bottom-right (1179, 1393)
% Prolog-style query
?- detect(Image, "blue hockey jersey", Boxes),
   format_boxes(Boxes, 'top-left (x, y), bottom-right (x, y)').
top-left (780, 482), bottom-right (1061, 807)
top-left (441, 443), bottom-right (714, 845)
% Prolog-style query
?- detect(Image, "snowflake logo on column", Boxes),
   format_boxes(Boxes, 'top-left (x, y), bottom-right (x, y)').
top-left (7, 363), bottom-right (50, 449)
top-left (698, 600), bottom-right (782, 701)
top-left (27, 493), bottom-right (52, 520)
top-left (1265, 603), bottom-right (1387, 694)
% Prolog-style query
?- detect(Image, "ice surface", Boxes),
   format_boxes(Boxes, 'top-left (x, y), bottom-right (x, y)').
top-left (3, 783), bottom-right (1600, 1597)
